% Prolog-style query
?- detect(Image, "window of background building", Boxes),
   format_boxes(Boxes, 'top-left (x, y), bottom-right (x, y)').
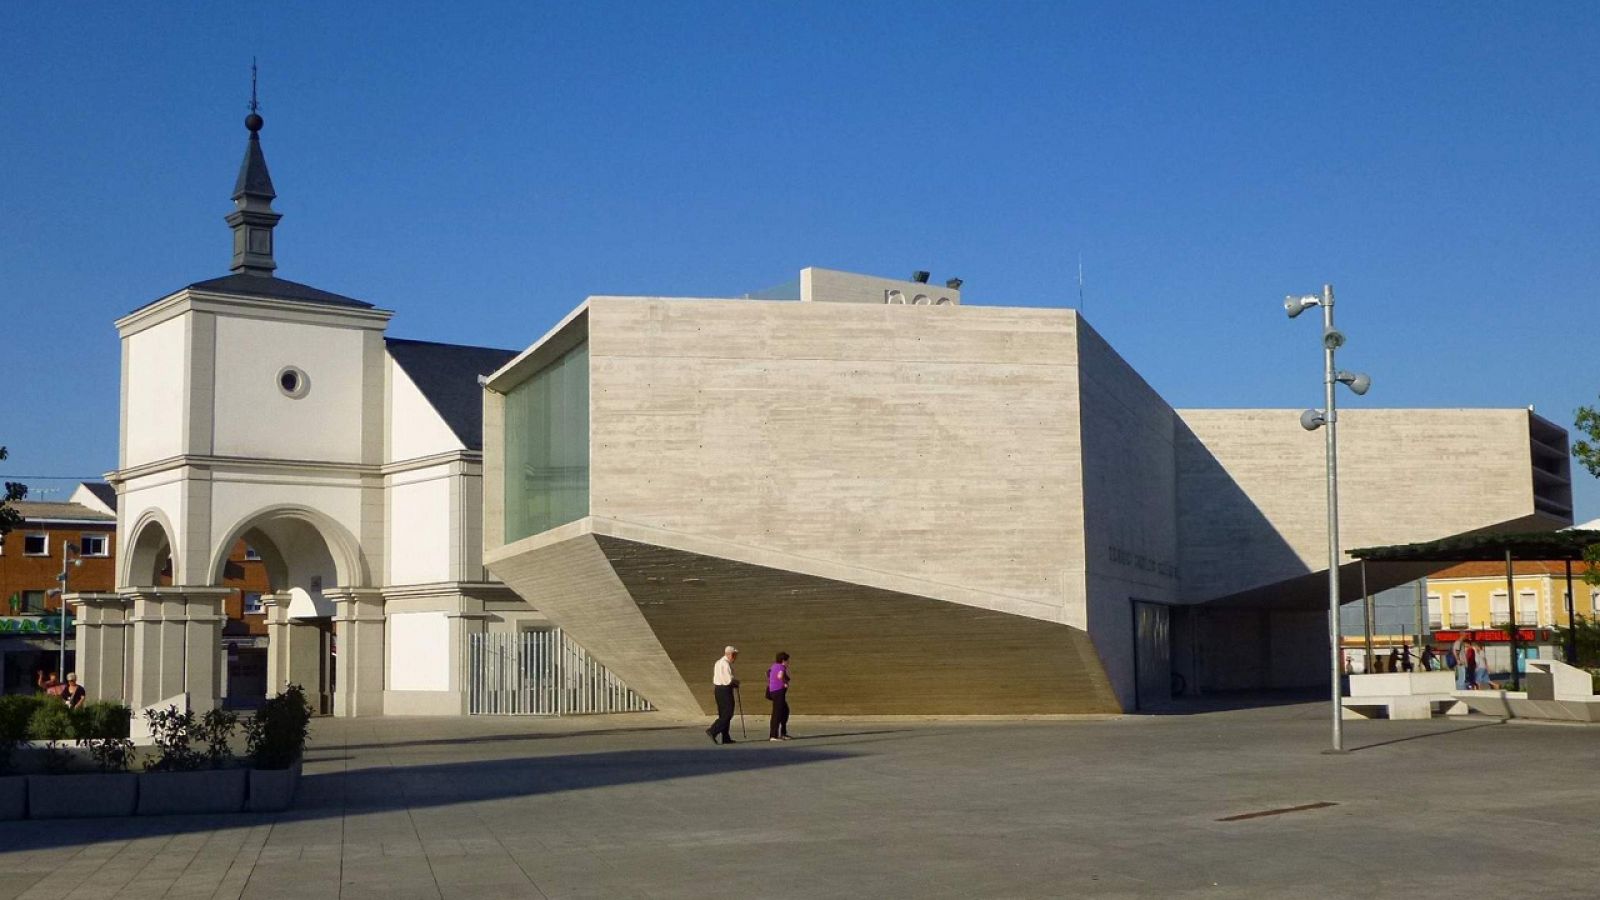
top-left (244, 545), bottom-right (261, 560)
top-left (21, 590), bottom-right (46, 613)
top-left (1450, 593), bottom-right (1469, 628)
top-left (243, 592), bottom-right (263, 614)
top-left (1490, 591), bottom-right (1510, 625)
top-left (80, 534), bottom-right (108, 557)
top-left (1426, 594), bottom-right (1442, 630)
top-left (23, 534), bottom-right (47, 556)
top-left (1592, 590), bottom-right (1600, 619)
top-left (1517, 589), bottom-right (1538, 626)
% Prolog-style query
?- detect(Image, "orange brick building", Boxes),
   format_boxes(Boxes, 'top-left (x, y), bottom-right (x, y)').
top-left (0, 484), bottom-right (272, 701)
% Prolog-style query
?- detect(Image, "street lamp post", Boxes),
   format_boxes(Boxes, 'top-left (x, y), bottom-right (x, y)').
top-left (55, 542), bottom-right (80, 679)
top-left (1285, 284), bottom-right (1371, 754)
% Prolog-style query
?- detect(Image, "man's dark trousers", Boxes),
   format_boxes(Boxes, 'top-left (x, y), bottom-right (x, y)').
top-left (710, 684), bottom-right (735, 742)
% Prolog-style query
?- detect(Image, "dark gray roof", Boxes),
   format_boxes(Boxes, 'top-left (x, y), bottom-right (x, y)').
top-left (185, 274), bottom-right (371, 308)
top-left (79, 482), bottom-right (117, 512)
top-left (130, 274), bottom-right (374, 314)
top-left (386, 338), bottom-right (519, 450)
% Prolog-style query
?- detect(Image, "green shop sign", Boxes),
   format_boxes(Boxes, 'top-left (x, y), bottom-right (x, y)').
top-left (0, 617), bottom-right (74, 635)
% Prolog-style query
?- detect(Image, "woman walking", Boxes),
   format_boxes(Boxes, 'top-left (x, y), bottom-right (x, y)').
top-left (768, 652), bottom-right (792, 741)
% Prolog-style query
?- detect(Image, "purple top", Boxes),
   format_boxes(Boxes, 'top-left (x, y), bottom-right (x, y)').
top-left (768, 662), bottom-right (789, 693)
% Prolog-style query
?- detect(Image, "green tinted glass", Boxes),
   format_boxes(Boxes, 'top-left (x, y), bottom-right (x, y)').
top-left (503, 340), bottom-right (589, 542)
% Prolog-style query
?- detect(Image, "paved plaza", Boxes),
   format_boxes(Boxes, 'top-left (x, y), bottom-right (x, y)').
top-left (0, 699), bottom-right (1596, 899)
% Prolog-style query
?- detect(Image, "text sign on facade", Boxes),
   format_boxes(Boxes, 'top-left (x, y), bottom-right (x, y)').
top-left (0, 616), bottom-right (74, 635)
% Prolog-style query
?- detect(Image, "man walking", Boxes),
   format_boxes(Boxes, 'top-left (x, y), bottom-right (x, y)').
top-left (706, 646), bottom-right (740, 744)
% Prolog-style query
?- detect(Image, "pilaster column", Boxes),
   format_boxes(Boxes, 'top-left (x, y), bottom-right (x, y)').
top-left (66, 593), bottom-right (131, 705)
top-left (124, 586), bottom-right (230, 712)
top-left (327, 588), bottom-right (385, 717)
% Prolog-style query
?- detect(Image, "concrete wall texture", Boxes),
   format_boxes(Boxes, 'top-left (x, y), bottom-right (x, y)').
top-left (483, 273), bottom-right (1571, 715)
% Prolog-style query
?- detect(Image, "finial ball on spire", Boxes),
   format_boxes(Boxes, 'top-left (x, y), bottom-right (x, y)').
top-left (245, 112), bottom-right (264, 133)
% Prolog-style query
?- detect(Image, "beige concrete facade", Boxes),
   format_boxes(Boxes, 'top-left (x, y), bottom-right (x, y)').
top-left (484, 269), bottom-right (1573, 714)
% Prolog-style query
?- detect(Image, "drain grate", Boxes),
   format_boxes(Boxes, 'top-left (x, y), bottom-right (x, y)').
top-left (1216, 801), bottom-right (1337, 822)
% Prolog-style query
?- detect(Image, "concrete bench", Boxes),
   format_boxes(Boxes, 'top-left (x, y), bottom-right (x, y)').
top-left (1341, 671), bottom-right (1468, 720)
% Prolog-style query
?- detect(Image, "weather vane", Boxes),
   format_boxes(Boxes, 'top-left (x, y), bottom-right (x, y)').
top-left (249, 57), bottom-right (259, 114)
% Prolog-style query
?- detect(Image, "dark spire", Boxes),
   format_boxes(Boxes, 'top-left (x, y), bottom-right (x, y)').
top-left (226, 60), bottom-right (281, 277)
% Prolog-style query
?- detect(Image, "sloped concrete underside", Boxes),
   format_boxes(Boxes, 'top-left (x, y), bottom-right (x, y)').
top-left (593, 536), bottom-right (1121, 716)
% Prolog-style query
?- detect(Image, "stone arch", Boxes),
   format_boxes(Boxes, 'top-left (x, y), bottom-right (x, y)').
top-left (207, 504), bottom-right (370, 591)
top-left (122, 508), bottom-right (177, 588)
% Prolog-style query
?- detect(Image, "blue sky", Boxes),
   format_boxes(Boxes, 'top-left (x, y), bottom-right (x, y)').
top-left (2, 3), bottom-right (1597, 519)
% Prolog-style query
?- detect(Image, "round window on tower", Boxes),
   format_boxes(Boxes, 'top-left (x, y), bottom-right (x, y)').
top-left (277, 366), bottom-right (310, 399)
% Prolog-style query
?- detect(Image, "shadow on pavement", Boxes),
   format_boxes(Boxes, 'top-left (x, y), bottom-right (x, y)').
top-left (326, 724), bottom-right (688, 752)
top-left (1347, 719), bottom-right (1506, 752)
top-left (1134, 689), bottom-right (1325, 716)
top-left (0, 745), bottom-right (856, 852)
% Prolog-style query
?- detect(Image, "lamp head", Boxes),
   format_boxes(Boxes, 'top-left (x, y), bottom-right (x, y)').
top-left (1336, 371), bottom-right (1371, 395)
top-left (1300, 409), bottom-right (1326, 431)
top-left (1285, 294), bottom-right (1320, 319)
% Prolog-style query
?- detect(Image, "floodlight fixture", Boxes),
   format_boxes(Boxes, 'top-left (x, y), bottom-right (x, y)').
top-left (1284, 294), bottom-right (1320, 318)
top-left (1336, 371), bottom-right (1371, 395)
top-left (911, 270), bottom-right (930, 284)
top-left (1300, 409), bottom-right (1326, 431)
top-left (945, 277), bottom-right (963, 289)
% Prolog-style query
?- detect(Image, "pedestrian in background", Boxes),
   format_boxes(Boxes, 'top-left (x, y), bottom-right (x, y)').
top-left (767, 651), bottom-right (792, 742)
top-left (61, 673), bottom-right (86, 709)
top-left (706, 646), bottom-right (739, 745)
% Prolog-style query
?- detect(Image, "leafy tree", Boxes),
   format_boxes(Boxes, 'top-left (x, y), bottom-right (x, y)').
top-left (1576, 402), bottom-right (1600, 587)
top-left (0, 446), bottom-right (24, 539)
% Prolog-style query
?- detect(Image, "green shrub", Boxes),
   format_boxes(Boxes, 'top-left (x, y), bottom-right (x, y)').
top-left (81, 702), bottom-right (132, 740)
top-left (196, 708), bottom-right (239, 768)
top-left (143, 705), bottom-right (203, 772)
top-left (246, 684), bottom-right (312, 769)
top-left (0, 695), bottom-right (42, 773)
top-left (28, 701), bottom-right (73, 742)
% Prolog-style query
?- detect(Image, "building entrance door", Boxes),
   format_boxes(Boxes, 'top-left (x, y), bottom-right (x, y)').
top-left (1132, 600), bottom-right (1172, 710)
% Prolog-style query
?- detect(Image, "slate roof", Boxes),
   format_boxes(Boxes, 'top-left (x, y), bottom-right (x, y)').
top-left (386, 338), bottom-right (520, 451)
top-left (12, 501), bottom-right (115, 523)
top-left (78, 482), bottom-right (117, 512)
top-left (183, 274), bottom-right (372, 309)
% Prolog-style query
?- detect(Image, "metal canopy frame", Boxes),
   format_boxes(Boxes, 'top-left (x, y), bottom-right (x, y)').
top-left (1350, 530), bottom-right (1600, 681)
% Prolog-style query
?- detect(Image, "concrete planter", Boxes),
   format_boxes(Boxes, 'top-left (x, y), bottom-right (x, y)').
top-left (0, 775), bottom-right (25, 820)
top-left (246, 761), bottom-right (301, 812)
top-left (138, 768), bottom-right (248, 815)
top-left (27, 773), bottom-right (138, 819)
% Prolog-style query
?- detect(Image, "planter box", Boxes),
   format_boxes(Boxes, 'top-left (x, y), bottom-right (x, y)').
top-left (138, 768), bottom-right (247, 815)
top-left (0, 775), bottom-right (24, 820)
top-left (27, 773), bottom-right (138, 819)
top-left (247, 761), bottom-right (301, 812)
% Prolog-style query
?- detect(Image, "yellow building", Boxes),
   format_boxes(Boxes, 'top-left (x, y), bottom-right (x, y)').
top-left (1425, 561), bottom-right (1598, 631)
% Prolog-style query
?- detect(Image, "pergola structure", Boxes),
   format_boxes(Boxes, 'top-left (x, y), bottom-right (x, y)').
top-left (1351, 529), bottom-right (1600, 685)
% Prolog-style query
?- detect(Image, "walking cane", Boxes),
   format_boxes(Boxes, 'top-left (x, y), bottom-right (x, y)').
top-left (735, 684), bottom-right (747, 738)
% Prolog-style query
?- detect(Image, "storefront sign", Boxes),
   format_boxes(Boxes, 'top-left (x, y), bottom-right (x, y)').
top-left (0, 616), bottom-right (74, 635)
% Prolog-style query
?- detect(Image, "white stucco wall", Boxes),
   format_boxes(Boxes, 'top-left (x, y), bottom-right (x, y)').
top-left (124, 316), bottom-right (187, 467)
top-left (387, 611), bottom-right (450, 691)
top-left (387, 357), bottom-right (462, 462)
top-left (387, 466), bottom-right (454, 585)
top-left (212, 317), bottom-right (368, 462)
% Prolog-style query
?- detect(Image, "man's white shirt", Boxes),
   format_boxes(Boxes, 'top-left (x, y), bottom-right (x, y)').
top-left (713, 657), bottom-right (735, 686)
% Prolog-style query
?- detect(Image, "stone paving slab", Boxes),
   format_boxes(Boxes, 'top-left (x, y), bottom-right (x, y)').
top-left (0, 704), bottom-right (1596, 898)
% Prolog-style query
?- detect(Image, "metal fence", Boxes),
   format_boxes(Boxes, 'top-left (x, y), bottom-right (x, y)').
top-left (467, 629), bottom-right (652, 715)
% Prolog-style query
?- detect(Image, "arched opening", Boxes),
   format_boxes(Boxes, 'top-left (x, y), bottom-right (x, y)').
top-left (209, 507), bottom-right (369, 714)
top-left (123, 513), bottom-right (175, 589)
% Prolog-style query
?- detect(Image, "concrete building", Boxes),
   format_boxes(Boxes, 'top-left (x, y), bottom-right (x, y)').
top-left (481, 274), bottom-right (1574, 716)
top-left (80, 105), bottom-right (1577, 719)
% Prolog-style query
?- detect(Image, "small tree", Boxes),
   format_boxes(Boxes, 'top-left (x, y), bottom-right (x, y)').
top-left (0, 446), bottom-right (25, 540)
top-left (1575, 401), bottom-right (1600, 587)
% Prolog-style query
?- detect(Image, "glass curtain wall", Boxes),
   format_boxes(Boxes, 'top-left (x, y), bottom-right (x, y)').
top-left (503, 340), bottom-right (590, 542)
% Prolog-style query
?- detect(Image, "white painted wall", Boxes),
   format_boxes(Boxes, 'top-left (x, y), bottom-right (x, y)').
top-left (124, 317), bottom-right (187, 466)
top-left (387, 611), bottom-right (450, 691)
top-left (212, 317), bottom-right (368, 462)
top-left (387, 357), bottom-right (463, 462)
top-left (387, 468), bottom-right (454, 585)
top-left (117, 477), bottom-right (185, 586)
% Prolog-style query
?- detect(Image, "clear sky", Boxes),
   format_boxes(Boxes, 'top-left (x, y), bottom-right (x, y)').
top-left (2, 3), bottom-right (1597, 520)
